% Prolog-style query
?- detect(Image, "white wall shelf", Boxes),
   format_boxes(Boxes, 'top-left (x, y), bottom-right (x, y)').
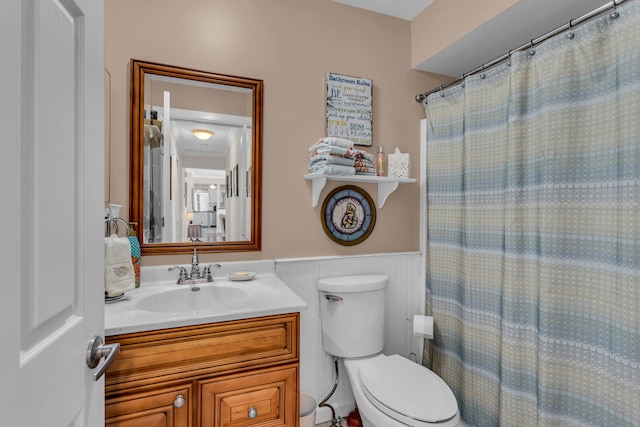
top-left (304, 173), bottom-right (416, 208)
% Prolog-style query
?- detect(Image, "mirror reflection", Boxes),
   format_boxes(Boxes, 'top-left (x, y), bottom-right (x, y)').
top-left (130, 60), bottom-right (262, 255)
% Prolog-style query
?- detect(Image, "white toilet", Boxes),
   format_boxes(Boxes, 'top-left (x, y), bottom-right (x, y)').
top-left (318, 274), bottom-right (460, 427)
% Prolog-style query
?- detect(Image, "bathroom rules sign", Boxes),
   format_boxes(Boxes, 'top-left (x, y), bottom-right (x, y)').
top-left (326, 72), bottom-right (373, 146)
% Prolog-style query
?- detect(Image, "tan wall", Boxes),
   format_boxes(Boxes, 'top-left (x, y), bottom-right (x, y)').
top-left (105, 0), bottom-right (449, 265)
top-left (411, 0), bottom-right (517, 69)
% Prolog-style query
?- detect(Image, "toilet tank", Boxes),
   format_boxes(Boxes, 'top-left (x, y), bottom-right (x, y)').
top-left (318, 274), bottom-right (388, 358)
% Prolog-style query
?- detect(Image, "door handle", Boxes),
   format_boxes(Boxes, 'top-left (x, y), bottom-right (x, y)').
top-left (86, 335), bottom-right (120, 381)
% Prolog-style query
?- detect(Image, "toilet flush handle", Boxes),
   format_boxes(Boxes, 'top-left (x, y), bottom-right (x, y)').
top-left (325, 294), bottom-right (343, 302)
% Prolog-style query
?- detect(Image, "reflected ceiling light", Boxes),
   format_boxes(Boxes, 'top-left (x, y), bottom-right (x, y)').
top-left (191, 129), bottom-right (214, 140)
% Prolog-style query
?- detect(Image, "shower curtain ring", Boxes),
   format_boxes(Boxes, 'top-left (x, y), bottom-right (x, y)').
top-left (609, 3), bottom-right (619, 22)
top-left (610, 1), bottom-right (619, 20)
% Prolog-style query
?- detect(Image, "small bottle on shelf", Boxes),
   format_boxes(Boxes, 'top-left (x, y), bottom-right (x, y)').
top-left (377, 146), bottom-right (386, 177)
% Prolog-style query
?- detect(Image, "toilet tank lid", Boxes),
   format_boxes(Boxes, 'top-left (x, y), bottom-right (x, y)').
top-left (318, 274), bottom-right (388, 292)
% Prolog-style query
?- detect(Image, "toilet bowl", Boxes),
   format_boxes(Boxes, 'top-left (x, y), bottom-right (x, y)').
top-left (318, 275), bottom-right (460, 427)
top-left (344, 355), bottom-right (460, 427)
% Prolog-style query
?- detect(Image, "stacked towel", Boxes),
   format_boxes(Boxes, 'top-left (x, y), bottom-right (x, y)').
top-left (353, 150), bottom-right (377, 175)
top-left (308, 137), bottom-right (356, 176)
top-left (314, 137), bottom-right (354, 149)
top-left (105, 234), bottom-right (136, 297)
top-left (309, 154), bottom-right (355, 168)
top-left (308, 137), bottom-right (380, 176)
top-left (309, 163), bottom-right (356, 176)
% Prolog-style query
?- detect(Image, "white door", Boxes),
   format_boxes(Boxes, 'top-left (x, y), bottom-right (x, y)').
top-left (0, 0), bottom-right (106, 426)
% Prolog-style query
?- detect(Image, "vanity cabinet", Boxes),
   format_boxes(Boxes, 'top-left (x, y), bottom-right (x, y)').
top-left (200, 366), bottom-right (297, 427)
top-left (105, 313), bottom-right (300, 427)
top-left (105, 383), bottom-right (192, 427)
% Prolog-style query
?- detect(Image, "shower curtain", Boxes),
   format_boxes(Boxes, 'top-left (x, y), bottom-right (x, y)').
top-left (424, 3), bottom-right (640, 426)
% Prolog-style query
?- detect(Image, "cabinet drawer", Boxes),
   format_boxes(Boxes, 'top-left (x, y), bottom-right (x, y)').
top-left (106, 383), bottom-right (192, 427)
top-left (106, 313), bottom-right (299, 393)
top-left (200, 365), bottom-right (298, 427)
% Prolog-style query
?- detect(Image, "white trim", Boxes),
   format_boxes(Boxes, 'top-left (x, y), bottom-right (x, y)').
top-left (275, 251), bottom-right (421, 264)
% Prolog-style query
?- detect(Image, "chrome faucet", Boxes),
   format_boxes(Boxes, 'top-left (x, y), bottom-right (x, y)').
top-left (168, 248), bottom-right (221, 285)
top-left (190, 248), bottom-right (200, 279)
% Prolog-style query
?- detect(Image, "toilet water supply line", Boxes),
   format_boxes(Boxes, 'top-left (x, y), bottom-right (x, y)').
top-left (319, 356), bottom-right (341, 427)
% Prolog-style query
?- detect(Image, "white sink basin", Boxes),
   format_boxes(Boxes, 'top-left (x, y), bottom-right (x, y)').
top-left (135, 284), bottom-right (250, 314)
top-left (105, 261), bottom-right (307, 336)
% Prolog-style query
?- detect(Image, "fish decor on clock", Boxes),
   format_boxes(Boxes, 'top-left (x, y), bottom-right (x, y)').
top-left (321, 185), bottom-right (376, 246)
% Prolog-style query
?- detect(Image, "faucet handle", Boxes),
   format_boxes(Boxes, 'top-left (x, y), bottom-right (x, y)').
top-left (202, 263), bottom-right (222, 282)
top-left (168, 266), bottom-right (189, 284)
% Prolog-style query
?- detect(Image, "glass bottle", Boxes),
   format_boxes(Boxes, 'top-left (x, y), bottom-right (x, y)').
top-left (377, 146), bottom-right (386, 177)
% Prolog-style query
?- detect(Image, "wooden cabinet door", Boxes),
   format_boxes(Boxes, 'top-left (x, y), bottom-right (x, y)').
top-left (200, 366), bottom-right (298, 427)
top-left (106, 384), bottom-right (192, 427)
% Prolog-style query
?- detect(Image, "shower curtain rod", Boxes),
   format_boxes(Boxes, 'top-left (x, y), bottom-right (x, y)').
top-left (415, 0), bottom-right (629, 103)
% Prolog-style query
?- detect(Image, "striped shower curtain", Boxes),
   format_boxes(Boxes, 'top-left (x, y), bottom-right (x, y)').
top-left (423, 2), bottom-right (640, 426)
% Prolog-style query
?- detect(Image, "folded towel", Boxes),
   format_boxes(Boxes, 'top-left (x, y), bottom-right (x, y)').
top-left (105, 234), bottom-right (135, 297)
top-left (144, 123), bottom-right (163, 149)
top-left (354, 149), bottom-right (375, 162)
top-left (309, 155), bottom-right (356, 168)
top-left (308, 164), bottom-right (356, 176)
top-left (354, 158), bottom-right (377, 174)
top-left (310, 144), bottom-right (356, 158)
top-left (354, 156), bottom-right (375, 165)
top-left (314, 137), bottom-right (354, 149)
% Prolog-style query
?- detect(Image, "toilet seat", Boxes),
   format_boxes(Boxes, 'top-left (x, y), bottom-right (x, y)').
top-left (358, 354), bottom-right (458, 426)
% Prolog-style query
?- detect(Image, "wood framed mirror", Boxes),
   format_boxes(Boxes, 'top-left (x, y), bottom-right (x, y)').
top-left (129, 60), bottom-right (262, 255)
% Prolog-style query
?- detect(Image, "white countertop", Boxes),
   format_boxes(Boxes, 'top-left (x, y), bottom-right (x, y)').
top-left (105, 260), bottom-right (307, 336)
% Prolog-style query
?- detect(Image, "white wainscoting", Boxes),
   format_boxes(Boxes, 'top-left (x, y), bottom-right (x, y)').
top-left (275, 252), bottom-right (423, 423)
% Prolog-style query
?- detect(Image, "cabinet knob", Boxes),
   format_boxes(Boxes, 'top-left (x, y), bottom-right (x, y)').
top-left (174, 395), bottom-right (185, 408)
top-left (248, 406), bottom-right (258, 419)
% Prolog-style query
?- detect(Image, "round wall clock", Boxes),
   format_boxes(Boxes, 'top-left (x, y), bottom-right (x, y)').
top-left (321, 185), bottom-right (376, 246)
